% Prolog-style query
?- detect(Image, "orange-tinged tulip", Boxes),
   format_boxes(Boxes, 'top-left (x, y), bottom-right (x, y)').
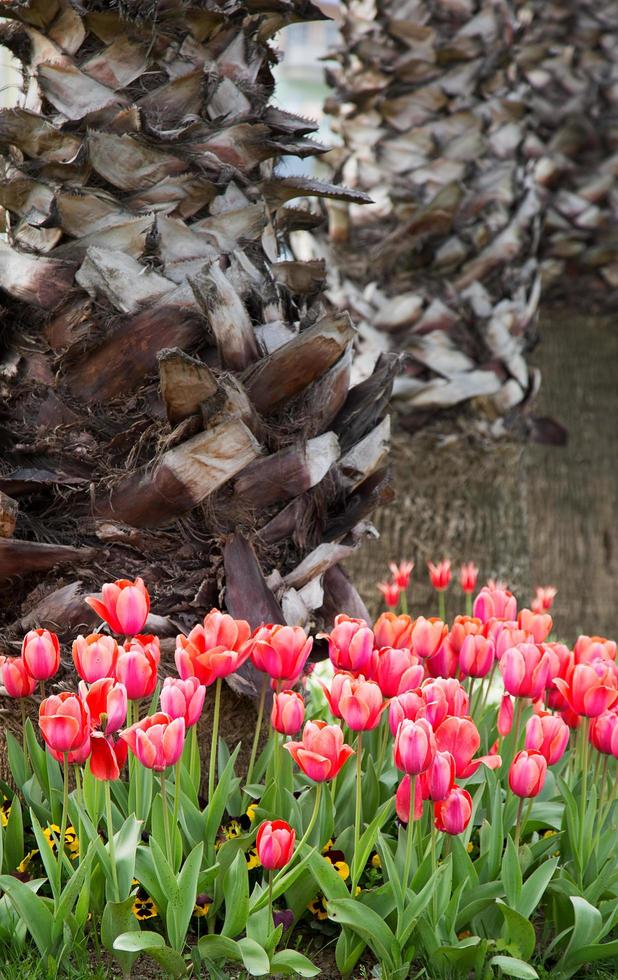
top-left (411, 617), bottom-right (447, 659)
top-left (518, 609), bottom-right (553, 644)
top-left (336, 675), bottom-right (386, 732)
top-left (72, 633), bottom-right (119, 684)
top-left (175, 610), bottom-right (251, 687)
top-left (373, 612), bottom-right (414, 650)
top-left (250, 624), bottom-right (312, 681)
top-left (553, 660), bottom-right (618, 718)
top-left (285, 720), bottom-right (354, 782)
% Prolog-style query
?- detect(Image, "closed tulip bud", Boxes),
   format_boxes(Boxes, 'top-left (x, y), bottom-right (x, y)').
top-left (373, 613), bottom-right (414, 650)
top-left (250, 625), bottom-right (313, 681)
top-left (499, 643), bottom-right (554, 700)
top-left (388, 690), bottom-right (424, 736)
top-left (421, 750), bottom-right (456, 802)
top-left (412, 617), bottom-right (447, 659)
top-left (518, 609), bottom-right (553, 644)
top-left (394, 718), bottom-right (436, 776)
top-left (497, 694), bottom-right (514, 736)
top-left (525, 712), bottom-right (569, 765)
top-left (371, 646), bottom-right (424, 698)
top-left (427, 560), bottom-right (451, 591)
top-left (285, 720), bottom-right (354, 782)
top-left (435, 716), bottom-right (501, 779)
top-left (175, 610), bottom-right (251, 687)
top-left (395, 774), bottom-right (424, 823)
top-left (86, 577), bottom-right (150, 636)
top-left (574, 635), bottom-right (617, 664)
top-left (271, 690), bottom-right (305, 735)
top-left (72, 633), bottom-right (119, 684)
top-left (39, 693), bottom-right (90, 755)
top-left (116, 637), bottom-right (159, 700)
top-left (416, 682), bottom-right (448, 729)
top-left (120, 713), bottom-right (185, 771)
top-left (459, 635), bottom-right (495, 678)
top-left (256, 820), bottom-right (295, 870)
top-left (554, 660), bottom-right (618, 717)
top-left (337, 675), bottom-right (386, 732)
top-left (378, 581), bottom-right (401, 608)
top-left (321, 670), bottom-right (352, 720)
top-left (79, 677), bottom-right (127, 734)
top-left (473, 587), bottom-right (517, 623)
top-left (460, 562), bottom-right (479, 594)
top-left (389, 561), bottom-right (414, 588)
top-left (509, 750), bottom-right (547, 797)
top-left (489, 623), bottom-right (528, 660)
top-left (322, 615), bottom-right (374, 675)
top-left (423, 677), bottom-right (469, 717)
top-left (448, 617), bottom-right (482, 654)
top-left (2, 658), bottom-right (37, 698)
top-left (590, 711), bottom-right (618, 757)
top-left (532, 586), bottom-right (557, 614)
top-left (21, 629), bottom-right (60, 681)
top-left (425, 636), bottom-right (459, 679)
top-left (434, 786), bottom-right (472, 835)
top-left (160, 676), bottom-right (206, 728)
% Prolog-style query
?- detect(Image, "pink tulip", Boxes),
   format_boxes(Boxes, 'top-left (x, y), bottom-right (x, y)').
top-left (434, 786), bottom-right (472, 835)
top-left (116, 637), bottom-right (159, 700)
top-left (459, 635), bottom-right (495, 678)
top-left (2, 658), bottom-right (37, 698)
top-left (85, 577), bottom-right (150, 636)
top-left (21, 629), bottom-right (60, 681)
top-left (415, 682), bottom-right (448, 729)
top-left (72, 634), bottom-right (119, 684)
top-left (425, 636), bottom-right (459, 679)
top-left (532, 586), bottom-right (557, 614)
top-left (250, 625), bottom-right (313, 681)
top-left (371, 646), bottom-right (424, 698)
top-left (473, 587), bottom-right (517, 623)
top-left (448, 617), bottom-right (482, 654)
top-left (411, 617), bottom-right (447, 660)
top-left (160, 676), bottom-right (206, 728)
top-left (518, 609), bottom-right (553, 644)
top-left (420, 750), bottom-right (456, 802)
top-left (395, 774), bottom-right (424, 823)
top-left (497, 694), bottom-right (514, 735)
top-left (39, 692), bottom-right (90, 755)
top-left (378, 582), bottom-right (401, 608)
top-left (434, 716), bottom-right (501, 778)
top-left (427, 560), bottom-right (451, 591)
top-left (79, 677), bottom-right (127, 734)
top-left (590, 711), bottom-right (618, 757)
top-left (388, 690), bottom-right (425, 736)
top-left (120, 713), bottom-right (185, 771)
top-left (322, 615), bottom-right (374, 675)
top-left (373, 613), bottom-right (414, 650)
top-left (337, 675), bottom-right (386, 731)
top-left (499, 643), bottom-right (554, 700)
top-left (460, 562), bottom-right (479, 594)
top-left (553, 660), bottom-right (618, 718)
top-left (285, 720), bottom-right (354, 782)
top-left (389, 561), bottom-right (414, 588)
top-left (175, 610), bottom-right (251, 687)
top-left (393, 718), bottom-right (435, 776)
top-left (256, 820), bottom-right (295, 870)
top-left (321, 670), bottom-right (352, 720)
top-left (525, 712), bottom-right (569, 765)
top-left (574, 635), bottom-right (617, 665)
top-left (271, 690), bottom-right (305, 735)
top-left (509, 749), bottom-right (547, 797)
top-left (488, 622), bottom-right (529, 660)
top-left (423, 677), bottom-right (469, 717)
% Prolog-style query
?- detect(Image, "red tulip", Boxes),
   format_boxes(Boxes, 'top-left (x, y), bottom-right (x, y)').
top-left (525, 712), bottom-right (569, 765)
top-left (2, 658), bottom-right (37, 698)
top-left (79, 677), bottom-right (127, 734)
top-left (271, 690), bottom-right (305, 735)
top-left (21, 629), bottom-right (60, 681)
top-left (72, 634), bottom-right (119, 684)
top-left (590, 711), bottom-right (618, 757)
top-left (553, 660), bottom-right (618, 718)
top-left (389, 561), bottom-right (414, 588)
top-left (256, 820), bottom-right (295, 870)
top-left (499, 643), bottom-right (554, 700)
top-left (116, 636), bottom-right (159, 700)
top-left (388, 690), bottom-right (425, 736)
top-left (337, 675), bottom-right (386, 732)
top-left (285, 720), bottom-right (354, 782)
top-left (323, 615), bottom-right (374, 675)
top-left (371, 646), bottom-right (424, 698)
top-left (378, 581), bottom-right (401, 608)
top-left (373, 613), bottom-right (414, 650)
top-left (509, 749), bottom-right (547, 797)
top-left (85, 577), bottom-right (150, 636)
top-left (120, 713), bottom-right (185, 771)
top-left (160, 676), bottom-right (206, 728)
top-left (460, 562), bottom-right (479, 594)
top-left (427, 560), bottom-right (451, 591)
top-left (497, 694), bottom-right (514, 735)
top-left (250, 625), bottom-right (313, 681)
top-left (420, 750), bottom-right (456, 802)
top-left (434, 716), bottom-right (501, 778)
top-left (434, 786), bottom-right (472, 835)
top-left (39, 692), bottom-right (90, 755)
top-left (411, 617), bottom-right (447, 660)
top-left (89, 732), bottom-right (128, 781)
top-left (459, 635), bottom-right (495, 678)
top-left (393, 718), bottom-right (435, 776)
top-left (473, 587), bottom-right (517, 623)
top-left (532, 586), bottom-right (557, 614)
top-left (175, 610), bottom-right (251, 687)
top-left (395, 774), bottom-right (424, 823)
top-left (518, 609), bottom-right (553, 644)
top-left (448, 617), bottom-right (483, 654)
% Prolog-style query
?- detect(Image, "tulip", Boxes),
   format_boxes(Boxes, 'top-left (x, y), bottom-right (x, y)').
top-left (509, 749), bottom-right (547, 797)
top-left (285, 720), bottom-right (354, 781)
top-left (85, 577), bottom-right (150, 636)
top-left (488, 622), bottom-right (529, 660)
top-left (89, 732), bottom-right (128, 781)
top-left (393, 718), bottom-right (435, 776)
top-left (256, 820), bottom-right (295, 870)
top-left (459, 635), bottom-right (495, 678)
top-left (574, 635), bottom-right (617, 665)
top-left (175, 611), bottom-right (251, 687)
top-left (79, 678), bottom-right (127, 734)
top-left (423, 677), bottom-right (469, 717)
top-left (322, 615), bottom-right (374, 675)
top-left (250, 625), bottom-right (313, 681)
top-left (553, 660), bottom-right (618, 717)
top-left (337, 676), bottom-right (386, 732)
top-left (460, 562), bottom-right (479, 594)
top-left (420, 750), bottom-right (456, 802)
top-left (378, 581), bottom-right (400, 608)
top-left (21, 629), bottom-right (60, 681)
top-left (427, 560), bottom-right (451, 591)
top-left (371, 646), bottom-right (424, 698)
top-left (411, 617), bottom-right (447, 660)
top-left (116, 637), bottom-right (159, 700)
top-left (389, 561), bottom-right (414, 588)
top-left (395, 774), bottom-right (424, 823)
top-left (72, 634), bottom-right (119, 684)
top-left (425, 636), bottom-right (459, 679)
top-left (590, 711), bottom-right (618, 757)
top-left (434, 786), bottom-right (472, 835)
top-left (321, 670), bottom-right (352, 720)
top-left (473, 587), bottom-right (517, 623)
top-left (39, 693), bottom-right (90, 755)
top-left (2, 658), bottom-right (37, 698)
top-left (525, 712), bottom-right (569, 765)
top-left (499, 643), bottom-right (554, 700)
top-left (388, 690), bottom-right (425, 736)
top-left (48, 735), bottom-right (92, 766)
top-left (160, 677), bottom-right (206, 728)
top-left (497, 694), bottom-right (514, 735)
top-left (518, 609), bottom-right (553, 644)
top-left (415, 682), bottom-right (448, 729)
top-left (120, 713), bottom-right (185, 771)
top-left (532, 586), bottom-right (557, 614)
top-left (271, 690), bottom-right (305, 736)
top-left (434, 716), bottom-right (501, 778)
top-left (449, 617), bottom-right (482, 654)
top-left (373, 613), bottom-right (414, 650)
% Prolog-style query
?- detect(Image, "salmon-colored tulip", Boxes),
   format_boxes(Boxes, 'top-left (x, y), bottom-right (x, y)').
top-left (79, 677), bottom-right (127, 734)
top-left (434, 716), bottom-right (501, 778)
top-left (337, 676), bottom-right (386, 732)
top-left (373, 613), bottom-right (414, 650)
top-left (553, 660), bottom-right (618, 718)
top-left (378, 582), bottom-right (400, 608)
top-left (175, 611), bottom-right (251, 687)
top-left (459, 635), bottom-right (495, 678)
top-left (389, 561), bottom-right (414, 588)
top-left (388, 690), bottom-right (424, 736)
top-left (394, 718), bottom-right (435, 776)
top-left (2, 658), bottom-right (37, 698)
top-left (473, 587), bottom-right (517, 623)
top-left (271, 690), bottom-right (305, 735)
top-left (420, 750), bottom-right (456, 802)
top-left (251, 624), bottom-right (313, 682)
top-left (499, 643), bottom-right (554, 700)
top-left (434, 786), bottom-right (472, 835)
top-left (323, 615), bottom-right (374, 675)
top-left (256, 820), bottom-right (295, 870)
top-left (449, 617), bottom-right (483, 653)
top-left (321, 670), bottom-right (352, 720)
top-left (160, 676), bottom-right (205, 728)
top-left (412, 617), bottom-right (447, 660)
top-left (120, 713), bottom-right (185, 771)
top-left (574, 635), bottom-right (617, 665)
top-left (460, 562), bottom-right (479, 594)
top-left (518, 609), bottom-right (553, 644)
top-left (72, 634), bottom-right (119, 684)
top-left (532, 586), bottom-right (557, 614)
top-left (39, 692), bottom-right (90, 755)
top-left (525, 712), bottom-right (569, 765)
top-left (395, 774), bottom-right (424, 823)
top-left (509, 749), bottom-right (547, 797)
top-left (21, 629), bottom-right (60, 681)
top-left (371, 646), bottom-right (424, 698)
top-left (116, 636), bottom-right (159, 700)
top-left (285, 720), bottom-right (354, 782)
top-left (85, 577), bottom-right (150, 636)
top-left (427, 560), bottom-right (451, 591)
top-left (497, 694), bottom-right (514, 735)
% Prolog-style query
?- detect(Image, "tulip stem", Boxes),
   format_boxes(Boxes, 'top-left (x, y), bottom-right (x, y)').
top-left (246, 675), bottom-right (267, 793)
top-left (465, 593), bottom-right (472, 618)
top-left (512, 698), bottom-right (524, 754)
top-left (39, 681), bottom-right (45, 700)
top-left (352, 733), bottom-right (363, 892)
top-left (267, 869), bottom-right (274, 926)
top-left (189, 725), bottom-right (198, 790)
top-left (438, 592), bottom-right (446, 622)
top-left (400, 591), bottom-right (408, 616)
top-left (160, 770), bottom-right (172, 868)
top-left (513, 797), bottom-right (524, 850)
top-left (20, 702), bottom-right (29, 769)
top-left (430, 823), bottom-right (438, 924)
top-left (376, 715), bottom-right (390, 773)
top-left (403, 775), bottom-right (417, 893)
top-left (579, 717), bottom-right (590, 881)
top-left (173, 757), bottom-right (182, 832)
top-left (288, 783), bottom-right (323, 870)
top-left (208, 678), bottom-right (222, 804)
top-left (58, 752), bottom-right (69, 891)
top-left (73, 765), bottom-right (83, 868)
top-left (104, 780), bottom-right (120, 903)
